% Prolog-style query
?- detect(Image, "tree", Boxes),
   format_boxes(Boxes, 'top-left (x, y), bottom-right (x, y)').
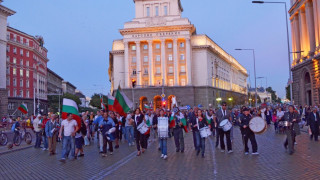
top-left (266, 87), bottom-right (277, 102)
top-left (90, 93), bottom-right (108, 109)
top-left (63, 93), bottom-right (81, 105)
top-left (47, 93), bottom-right (81, 113)
top-left (286, 85), bottom-right (290, 100)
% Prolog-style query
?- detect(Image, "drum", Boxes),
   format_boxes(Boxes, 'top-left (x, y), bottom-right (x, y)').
top-left (137, 122), bottom-right (149, 134)
top-left (219, 119), bottom-right (232, 132)
top-left (158, 117), bottom-right (169, 138)
top-left (199, 126), bottom-right (212, 138)
top-left (282, 121), bottom-right (292, 127)
top-left (249, 117), bottom-right (267, 134)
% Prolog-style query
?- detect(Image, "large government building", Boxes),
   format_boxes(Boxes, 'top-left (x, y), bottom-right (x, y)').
top-left (109, 0), bottom-right (248, 110)
top-left (290, 0), bottom-right (320, 106)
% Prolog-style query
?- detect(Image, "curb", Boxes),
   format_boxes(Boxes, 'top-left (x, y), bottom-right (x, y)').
top-left (0, 145), bottom-right (33, 156)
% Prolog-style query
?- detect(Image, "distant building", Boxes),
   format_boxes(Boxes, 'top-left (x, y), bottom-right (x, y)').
top-left (47, 68), bottom-right (63, 95)
top-left (62, 81), bottom-right (76, 95)
top-left (249, 87), bottom-right (272, 103)
top-left (290, 0), bottom-right (320, 105)
top-left (75, 90), bottom-right (87, 108)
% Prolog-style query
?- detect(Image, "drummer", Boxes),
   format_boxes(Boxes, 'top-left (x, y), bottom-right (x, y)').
top-left (190, 109), bottom-right (209, 158)
top-left (214, 102), bottom-right (233, 153)
top-left (240, 107), bottom-right (259, 155)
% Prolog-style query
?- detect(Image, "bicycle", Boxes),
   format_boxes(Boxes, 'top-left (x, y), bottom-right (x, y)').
top-left (13, 128), bottom-right (32, 146)
top-left (0, 130), bottom-right (8, 146)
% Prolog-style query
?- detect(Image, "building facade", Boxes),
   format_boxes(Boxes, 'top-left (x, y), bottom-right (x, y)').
top-left (62, 81), bottom-right (76, 95)
top-left (47, 68), bottom-right (63, 95)
top-left (290, 0), bottom-right (320, 106)
top-left (0, 1), bottom-right (15, 118)
top-left (6, 27), bottom-right (49, 116)
top-left (109, 0), bottom-right (248, 109)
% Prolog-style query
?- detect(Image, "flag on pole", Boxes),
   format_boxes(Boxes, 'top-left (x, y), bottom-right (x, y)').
top-left (144, 104), bottom-right (152, 110)
top-left (18, 103), bottom-right (28, 114)
top-left (113, 85), bottom-right (133, 116)
top-left (170, 112), bottom-right (188, 132)
top-left (107, 94), bottom-right (115, 111)
top-left (61, 98), bottom-right (81, 128)
top-left (101, 97), bottom-right (107, 110)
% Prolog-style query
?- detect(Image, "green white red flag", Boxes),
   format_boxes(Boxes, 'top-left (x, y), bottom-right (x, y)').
top-left (113, 85), bottom-right (133, 116)
top-left (101, 97), bottom-right (107, 110)
top-left (61, 98), bottom-right (81, 128)
top-left (18, 103), bottom-right (28, 114)
top-left (144, 104), bottom-right (152, 110)
top-left (170, 112), bottom-right (188, 132)
top-left (107, 94), bottom-right (115, 111)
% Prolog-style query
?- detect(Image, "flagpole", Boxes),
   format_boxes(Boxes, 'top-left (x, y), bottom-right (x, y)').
top-left (33, 88), bottom-right (36, 115)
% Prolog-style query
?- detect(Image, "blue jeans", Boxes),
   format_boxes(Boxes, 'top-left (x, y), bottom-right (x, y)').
top-left (61, 136), bottom-right (75, 159)
top-left (160, 138), bottom-right (167, 155)
top-left (126, 126), bottom-right (134, 144)
top-left (195, 131), bottom-right (206, 155)
top-left (34, 132), bottom-right (42, 148)
top-left (122, 127), bottom-right (127, 141)
top-left (42, 132), bottom-right (48, 149)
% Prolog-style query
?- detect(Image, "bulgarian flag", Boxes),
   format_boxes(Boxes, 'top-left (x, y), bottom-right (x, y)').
top-left (18, 103), bottom-right (28, 114)
top-left (169, 112), bottom-right (188, 133)
top-left (61, 98), bottom-right (81, 128)
top-left (101, 98), bottom-right (107, 110)
top-left (144, 104), bottom-right (152, 110)
top-left (113, 85), bottom-right (133, 116)
top-left (107, 94), bottom-right (115, 111)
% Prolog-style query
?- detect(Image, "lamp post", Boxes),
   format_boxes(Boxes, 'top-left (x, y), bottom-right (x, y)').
top-left (235, 48), bottom-right (258, 108)
top-left (256, 76), bottom-right (267, 89)
top-left (252, 1), bottom-right (293, 104)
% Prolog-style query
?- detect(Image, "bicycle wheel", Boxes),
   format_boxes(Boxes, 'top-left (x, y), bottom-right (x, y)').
top-left (13, 135), bottom-right (21, 146)
top-left (0, 133), bottom-right (8, 146)
top-left (24, 132), bottom-right (32, 144)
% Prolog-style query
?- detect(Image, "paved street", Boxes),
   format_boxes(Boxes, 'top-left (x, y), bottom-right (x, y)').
top-left (0, 127), bottom-right (319, 180)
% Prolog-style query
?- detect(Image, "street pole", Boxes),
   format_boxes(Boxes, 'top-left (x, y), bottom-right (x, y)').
top-left (37, 70), bottom-right (40, 115)
top-left (33, 87), bottom-right (36, 115)
top-left (253, 49), bottom-right (258, 109)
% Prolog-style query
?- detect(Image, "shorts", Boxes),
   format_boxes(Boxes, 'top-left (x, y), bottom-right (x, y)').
top-left (75, 137), bottom-right (84, 149)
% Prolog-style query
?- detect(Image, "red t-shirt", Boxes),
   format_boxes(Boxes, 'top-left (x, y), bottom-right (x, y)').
top-left (42, 118), bottom-right (50, 129)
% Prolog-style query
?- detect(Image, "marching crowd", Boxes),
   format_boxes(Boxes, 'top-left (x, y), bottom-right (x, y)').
top-left (1, 102), bottom-right (319, 162)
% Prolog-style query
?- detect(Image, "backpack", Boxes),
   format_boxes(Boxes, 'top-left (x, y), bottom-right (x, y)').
top-left (11, 122), bottom-right (16, 132)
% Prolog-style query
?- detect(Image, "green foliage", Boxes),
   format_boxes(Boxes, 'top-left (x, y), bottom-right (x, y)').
top-left (90, 93), bottom-right (108, 108)
top-left (63, 93), bottom-right (81, 105)
top-left (48, 93), bottom-right (81, 113)
top-left (266, 87), bottom-right (278, 102)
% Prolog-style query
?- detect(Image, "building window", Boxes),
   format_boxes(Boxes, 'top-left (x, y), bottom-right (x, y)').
top-left (26, 61), bottom-right (29, 66)
top-left (156, 44), bottom-right (160, 49)
top-left (168, 43), bottom-right (172, 48)
top-left (156, 55), bottom-right (161, 61)
top-left (164, 6), bottom-right (168, 16)
top-left (20, 49), bottom-right (23, 56)
top-left (20, 59), bottom-right (23, 65)
top-left (26, 80), bottom-right (29, 88)
top-left (143, 45), bottom-right (148, 50)
top-left (156, 67), bottom-right (161, 74)
top-left (13, 47), bottom-right (17, 54)
top-left (26, 39), bottom-right (29, 46)
top-left (26, 51), bottom-right (29, 57)
top-left (6, 56), bottom-right (9, 62)
top-left (26, 90), bottom-right (29, 98)
top-left (144, 56), bottom-right (148, 62)
top-left (8, 103), bottom-right (14, 110)
top-left (169, 79), bottom-right (174, 86)
top-left (181, 79), bottom-right (186, 86)
top-left (155, 6), bottom-right (159, 16)
top-left (13, 34), bottom-right (16, 41)
top-left (6, 67), bottom-right (10, 74)
top-left (13, 68), bottom-right (17, 75)
top-left (169, 66), bottom-right (173, 73)
top-left (6, 45), bottom-right (10, 52)
top-left (144, 68), bottom-right (148, 74)
top-left (180, 54), bottom-right (185, 60)
top-left (132, 57), bottom-right (136, 63)
top-left (19, 90), bottom-right (23, 97)
top-left (132, 45), bottom-right (136, 51)
top-left (6, 32), bottom-right (10, 40)
top-left (20, 69), bottom-right (23, 77)
top-left (181, 66), bottom-right (186, 72)
top-left (13, 78), bottom-right (16, 86)
top-left (133, 69), bottom-right (137, 75)
top-left (180, 42), bottom-right (185, 48)
top-left (13, 58), bottom-right (16, 64)
top-left (6, 77), bottom-right (10, 86)
top-left (20, 79), bottom-right (23, 87)
top-left (168, 55), bottom-right (173, 61)
top-left (146, 7), bottom-right (150, 17)
top-left (26, 70), bottom-right (29, 77)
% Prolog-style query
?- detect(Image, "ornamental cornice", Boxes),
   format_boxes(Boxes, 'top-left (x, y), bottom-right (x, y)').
top-left (289, 0), bottom-right (306, 17)
top-left (110, 50), bottom-right (124, 55)
top-left (0, 5), bottom-right (15, 16)
top-left (120, 25), bottom-right (195, 35)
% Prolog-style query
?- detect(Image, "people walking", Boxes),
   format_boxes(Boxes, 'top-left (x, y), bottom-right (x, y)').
top-left (45, 114), bottom-right (59, 155)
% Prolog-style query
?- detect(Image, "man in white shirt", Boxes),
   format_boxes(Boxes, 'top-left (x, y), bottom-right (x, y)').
top-left (33, 115), bottom-right (42, 149)
top-left (59, 113), bottom-right (79, 162)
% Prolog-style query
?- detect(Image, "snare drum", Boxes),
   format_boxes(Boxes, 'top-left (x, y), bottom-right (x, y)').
top-left (137, 122), bottom-right (149, 134)
top-left (158, 117), bottom-right (169, 138)
top-left (249, 117), bottom-right (267, 134)
top-left (199, 126), bottom-right (212, 138)
top-left (219, 119), bottom-right (232, 132)
top-left (282, 121), bottom-right (292, 127)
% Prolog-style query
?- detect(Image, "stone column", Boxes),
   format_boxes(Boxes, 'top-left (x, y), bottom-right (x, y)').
top-left (148, 40), bottom-right (153, 86)
top-left (313, 0), bottom-right (319, 48)
top-left (294, 15), bottom-right (301, 60)
top-left (186, 37), bottom-right (192, 86)
top-left (299, 8), bottom-right (310, 57)
top-left (161, 39), bottom-right (166, 85)
top-left (173, 38), bottom-right (179, 86)
top-left (124, 41), bottom-right (129, 88)
top-left (135, 41), bottom-right (142, 86)
top-left (306, 1), bottom-right (316, 54)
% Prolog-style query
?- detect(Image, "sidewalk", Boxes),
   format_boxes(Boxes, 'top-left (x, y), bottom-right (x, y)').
top-left (0, 129), bottom-right (35, 155)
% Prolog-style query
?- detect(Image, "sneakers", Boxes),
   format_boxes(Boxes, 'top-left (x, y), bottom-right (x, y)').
top-left (161, 154), bottom-right (164, 158)
top-left (252, 152), bottom-right (259, 155)
top-left (109, 152), bottom-right (113, 155)
top-left (102, 154), bottom-right (107, 157)
top-left (42, 148), bottom-right (47, 151)
top-left (59, 158), bottom-right (66, 163)
top-left (163, 155), bottom-right (168, 160)
top-left (220, 150), bottom-right (225, 153)
top-left (228, 150), bottom-right (233, 154)
top-left (245, 152), bottom-right (249, 155)
top-left (294, 142), bottom-right (298, 145)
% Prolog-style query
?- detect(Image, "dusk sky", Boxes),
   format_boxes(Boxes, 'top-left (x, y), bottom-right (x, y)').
top-left (3, 0), bottom-right (291, 98)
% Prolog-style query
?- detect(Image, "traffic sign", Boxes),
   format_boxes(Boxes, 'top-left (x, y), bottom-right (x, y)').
top-left (161, 94), bottom-right (165, 98)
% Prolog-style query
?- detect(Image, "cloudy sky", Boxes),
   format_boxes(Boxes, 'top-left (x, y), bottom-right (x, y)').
top-left (3, 0), bottom-right (291, 98)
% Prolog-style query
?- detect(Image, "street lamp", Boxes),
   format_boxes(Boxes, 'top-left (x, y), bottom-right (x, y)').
top-left (235, 48), bottom-right (258, 108)
top-left (256, 76), bottom-right (267, 89)
top-left (252, 1), bottom-right (293, 104)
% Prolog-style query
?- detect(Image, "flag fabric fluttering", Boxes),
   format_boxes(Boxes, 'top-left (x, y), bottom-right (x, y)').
top-left (107, 94), bottom-right (115, 111)
top-left (18, 103), bottom-right (28, 114)
top-left (113, 85), bottom-right (133, 116)
top-left (61, 98), bottom-right (81, 128)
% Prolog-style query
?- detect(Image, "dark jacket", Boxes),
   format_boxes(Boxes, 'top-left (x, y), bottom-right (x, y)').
top-left (188, 112), bottom-right (197, 131)
top-left (307, 112), bottom-right (320, 130)
top-left (190, 117), bottom-right (208, 132)
top-left (133, 114), bottom-right (144, 132)
top-left (281, 111), bottom-right (301, 135)
top-left (240, 114), bottom-right (253, 134)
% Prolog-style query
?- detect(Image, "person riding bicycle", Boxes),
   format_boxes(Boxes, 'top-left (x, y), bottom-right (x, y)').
top-left (12, 119), bottom-right (21, 143)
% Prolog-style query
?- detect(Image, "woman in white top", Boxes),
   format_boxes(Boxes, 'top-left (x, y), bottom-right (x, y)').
top-left (157, 109), bottom-right (169, 160)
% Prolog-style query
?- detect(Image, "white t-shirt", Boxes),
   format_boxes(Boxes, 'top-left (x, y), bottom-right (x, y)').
top-left (62, 119), bottom-right (78, 136)
top-left (277, 111), bottom-right (284, 119)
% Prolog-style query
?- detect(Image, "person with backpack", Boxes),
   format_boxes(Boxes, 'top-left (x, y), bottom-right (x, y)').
top-left (75, 115), bottom-right (87, 158)
top-left (12, 118), bottom-right (20, 144)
